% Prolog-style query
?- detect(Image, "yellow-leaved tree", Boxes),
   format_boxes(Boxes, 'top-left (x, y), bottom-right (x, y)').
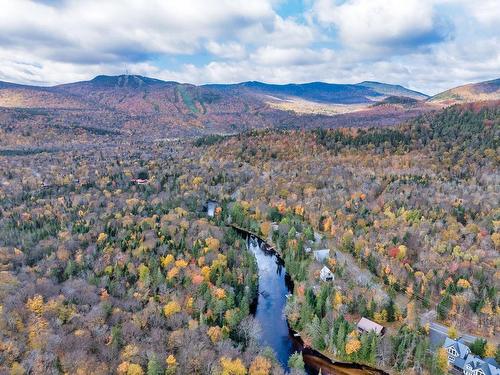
top-left (457, 278), bottom-right (471, 289)
top-left (163, 301), bottom-right (181, 317)
top-left (206, 237), bottom-right (220, 252)
top-left (448, 325), bottom-right (458, 340)
top-left (260, 222), bottom-right (271, 238)
top-left (126, 363), bottom-right (144, 375)
top-left (332, 291), bottom-right (343, 311)
top-left (220, 357), bottom-right (247, 375)
top-left (345, 331), bottom-right (361, 355)
top-left (249, 356), bottom-right (272, 375)
top-left (161, 254), bottom-right (174, 268)
top-left (207, 326), bottom-right (222, 343)
top-left (192, 176), bottom-right (203, 186)
top-left (435, 348), bottom-right (449, 374)
top-left (484, 342), bottom-right (496, 358)
top-left (165, 355), bottom-right (177, 375)
top-left (26, 295), bottom-right (44, 315)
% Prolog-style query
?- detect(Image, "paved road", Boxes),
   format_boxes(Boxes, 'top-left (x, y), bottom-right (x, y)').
top-left (429, 322), bottom-right (478, 348)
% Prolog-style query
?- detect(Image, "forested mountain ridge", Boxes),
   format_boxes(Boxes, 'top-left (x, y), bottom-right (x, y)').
top-left (2, 75), bottom-right (486, 148)
top-left (0, 75), bottom-right (429, 111)
top-left (0, 75), bottom-right (497, 147)
top-left (0, 77), bottom-right (432, 147)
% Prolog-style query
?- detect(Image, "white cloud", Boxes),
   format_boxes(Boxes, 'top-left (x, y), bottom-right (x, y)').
top-left (0, 0), bottom-right (276, 61)
top-left (0, 0), bottom-right (318, 84)
top-left (312, 0), bottom-right (448, 54)
top-left (205, 42), bottom-right (246, 60)
top-left (0, 0), bottom-right (497, 94)
top-left (452, 0), bottom-right (500, 27)
top-left (152, 33), bottom-right (499, 95)
top-left (251, 46), bottom-right (333, 66)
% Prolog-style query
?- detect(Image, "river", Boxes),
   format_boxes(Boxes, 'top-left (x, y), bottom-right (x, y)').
top-left (248, 235), bottom-right (296, 371)
top-left (245, 232), bottom-right (389, 375)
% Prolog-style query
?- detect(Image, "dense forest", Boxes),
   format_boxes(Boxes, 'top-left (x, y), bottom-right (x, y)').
top-left (0, 102), bottom-right (499, 374)
top-left (197, 103), bottom-right (499, 372)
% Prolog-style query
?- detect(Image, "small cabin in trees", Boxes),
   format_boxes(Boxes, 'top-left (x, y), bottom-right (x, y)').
top-left (320, 266), bottom-right (334, 282)
top-left (132, 178), bottom-right (148, 185)
top-left (357, 317), bottom-right (385, 336)
top-left (205, 200), bottom-right (218, 217)
top-left (313, 249), bottom-right (330, 262)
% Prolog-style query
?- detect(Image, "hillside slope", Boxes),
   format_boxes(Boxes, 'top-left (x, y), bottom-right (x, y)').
top-left (357, 81), bottom-right (429, 100)
top-left (430, 78), bottom-right (500, 105)
top-left (207, 80), bottom-right (428, 103)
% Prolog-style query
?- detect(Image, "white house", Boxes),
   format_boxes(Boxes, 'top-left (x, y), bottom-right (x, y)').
top-left (320, 266), bottom-right (334, 282)
top-left (206, 200), bottom-right (218, 217)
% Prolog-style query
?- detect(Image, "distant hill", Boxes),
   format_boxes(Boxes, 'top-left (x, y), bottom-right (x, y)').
top-left (0, 75), bottom-right (495, 144)
top-left (207, 80), bottom-right (428, 104)
top-left (356, 81), bottom-right (429, 100)
top-left (0, 75), bottom-right (429, 112)
top-left (429, 78), bottom-right (500, 105)
top-left (86, 74), bottom-right (172, 88)
top-left (371, 95), bottom-right (419, 107)
top-left (237, 81), bottom-right (382, 104)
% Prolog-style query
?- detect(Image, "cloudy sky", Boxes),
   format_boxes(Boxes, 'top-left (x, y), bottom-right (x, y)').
top-left (0, 0), bottom-right (498, 94)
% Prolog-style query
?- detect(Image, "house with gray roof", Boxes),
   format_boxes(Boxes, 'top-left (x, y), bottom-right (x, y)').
top-left (443, 338), bottom-right (500, 375)
top-left (357, 317), bottom-right (385, 336)
top-left (206, 200), bottom-right (218, 217)
top-left (313, 249), bottom-right (330, 262)
top-left (464, 355), bottom-right (500, 375)
top-left (444, 337), bottom-right (470, 370)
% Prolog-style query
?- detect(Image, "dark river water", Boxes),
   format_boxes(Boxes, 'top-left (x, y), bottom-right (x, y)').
top-left (247, 235), bottom-right (296, 371)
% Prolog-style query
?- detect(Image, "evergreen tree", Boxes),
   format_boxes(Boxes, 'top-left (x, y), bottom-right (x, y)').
top-left (437, 294), bottom-right (451, 320)
top-left (469, 338), bottom-right (487, 357)
top-left (336, 322), bottom-right (347, 356)
top-left (288, 352), bottom-right (305, 370)
top-left (306, 315), bottom-right (325, 350)
top-left (414, 339), bottom-right (429, 372)
top-left (368, 333), bottom-right (377, 364)
top-left (386, 298), bottom-right (396, 322)
top-left (147, 354), bottom-right (163, 375)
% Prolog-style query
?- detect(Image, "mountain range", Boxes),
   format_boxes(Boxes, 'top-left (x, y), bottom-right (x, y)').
top-left (0, 75), bottom-right (498, 147)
